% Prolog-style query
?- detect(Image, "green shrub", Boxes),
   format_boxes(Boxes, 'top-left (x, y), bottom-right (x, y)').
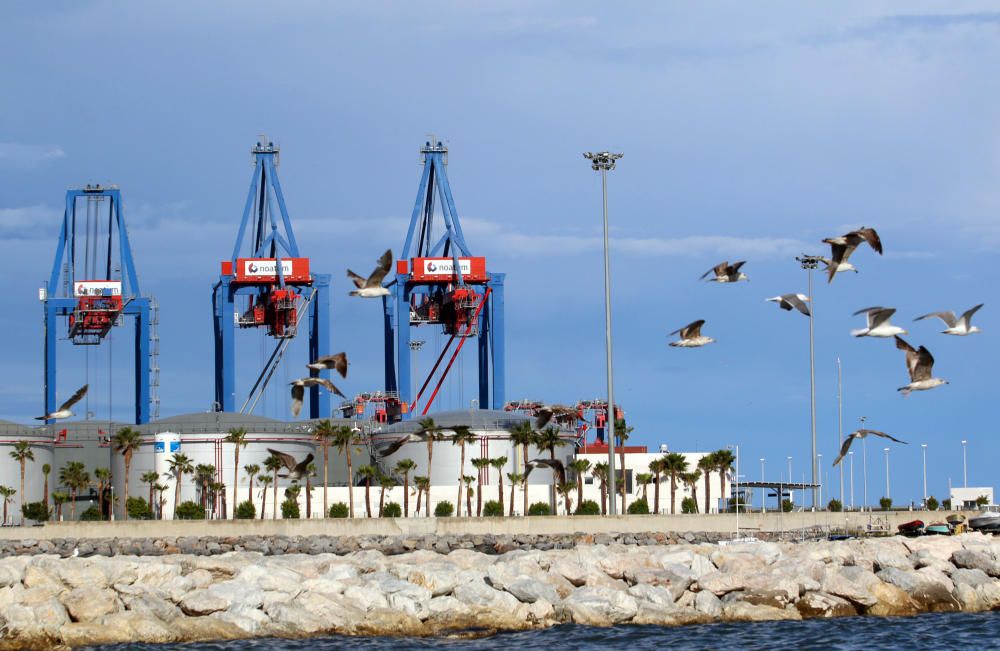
top-left (482, 500), bottom-right (504, 517)
top-left (627, 498), bottom-right (650, 515)
top-left (434, 501), bottom-right (454, 517)
top-left (941, 498), bottom-right (952, 510)
top-left (21, 501), bottom-right (49, 522)
top-left (575, 500), bottom-right (600, 515)
top-left (926, 496), bottom-right (939, 511)
top-left (827, 499), bottom-right (843, 512)
top-left (175, 501), bottom-right (205, 520)
top-left (329, 502), bottom-right (349, 518)
top-left (382, 502), bottom-right (402, 518)
top-left (681, 497), bottom-right (698, 514)
top-left (126, 497), bottom-right (152, 520)
top-left (79, 505), bottom-right (102, 521)
top-left (235, 500), bottom-right (256, 519)
top-left (281, 499), bottom-right (300, 519)
top-left (977, 495), bottom-right (990, 506)
top-left (781, 499), bottom-right (794, 513)
top-left (527, 501), bottom-right (551, 516)
top-left (879, 497), bottom-right (892, 511)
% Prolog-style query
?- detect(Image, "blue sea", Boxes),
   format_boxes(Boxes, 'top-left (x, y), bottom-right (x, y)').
top-left (87, 612), bottom-right (1000, 650)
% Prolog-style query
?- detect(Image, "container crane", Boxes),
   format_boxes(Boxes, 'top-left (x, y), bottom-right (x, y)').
top-left (212, 138), bottom-right (332, 418)
top-left (41, 184), bottom-right (158, 424)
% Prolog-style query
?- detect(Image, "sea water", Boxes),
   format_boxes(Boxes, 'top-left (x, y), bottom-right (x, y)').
top-left (86, 612), bottom-right (1000, 650)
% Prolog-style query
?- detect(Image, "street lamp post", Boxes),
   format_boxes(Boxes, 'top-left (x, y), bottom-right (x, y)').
top-left (796, 254), bottom-right (822, 509)
top-left (584, 151), bottom-right (623, 515)
top-left (837, 357), bottom-right (844, 507)
top-left (961, 440), bottom-right (968, 488)
top-left (921, 444), bottom-right (928, 508)
top-left (884, 447), bottom-right (891, 502)
top-left (849, 451), bottom-right (855, 510)
top-left (728, 444), bottom-right (740, 536)
top-left (760, 458), bottom-right (766, 513)
top-left (817, 453), bottom-right (823, 507)
top-left (787, 456), bottom-right (793, 507)
top-left (860, 416), bottom-right (868, 512)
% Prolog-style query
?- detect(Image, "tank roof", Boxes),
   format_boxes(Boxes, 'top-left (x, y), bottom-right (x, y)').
top-left (378, 409), bottom-right (533, 434)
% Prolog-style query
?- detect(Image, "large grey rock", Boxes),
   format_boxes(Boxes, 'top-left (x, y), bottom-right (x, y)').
top-left (0, 563), bottom-right (23, 588)
top-left (344, 584), bottom-right (389, 611)
top-left (952, 549), bottom-right (1000, 577)
top-left (403, 561), bottom-right (463, 596)
top-left (505, 576), bottom-right (560, 604)
top-left (952, 568), bottom-right (991, 588)
top-left (179, 587), bottom-right (234, 616)
top-left (120, 592), bottom-right (182, 621)
top-left (795, 591), bottom-right (857, 618)
top-left (697, 571), bottom-right (745, 596)
top-left (627, 583), bottom-right (675, 608)
top-left (23, 565), bottom-right (62, 591)
top-left (0, 603), bottom-right (38, 637)
top-left (61, 586), bottom-right (121, 622)
top-left (58, 560), bottom-right (110, 590)
top-left (453, 579), bottom-right (522, 611)
top-left (238, 563), bottom-right (303, 593)
top-left (874, 549), bottom-right (913, 572)
top-left (821, 566), bottom-right (879, 607)
top-left (633, 604), bottom-right (711, 626)
top-left (867, 581), bottom-right (919, 617)
top-left (426, 595), bottom-right (472, 619)
top-left (722, 601), bottom-right (801, 622)
top-left (561, 586), bottom-right (638, 625)
top-left (695, 589), bottom-right (722, 617)
top-left (212, 607), bottom-right (272, 635)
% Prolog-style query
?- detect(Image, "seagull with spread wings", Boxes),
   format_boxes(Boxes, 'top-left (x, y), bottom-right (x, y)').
top-left (535, 405), bottom-right (583, 430)
top-left (915, 304), bottom-right (984, 336)
top-left (894, 336), bottom-right (948, 396)
top-left (266, 448), bottom-right (315, 482)
top-left (669, 320), bottom-right (714, 348)
top-left (289, 377), bottom-right (346, 418)
top-left (822, 227), bottom-right (883, 282)
top-left (851, 307), bottom-right (906, 338)
top-left (347, 249), bottom-right (392, 297)
top-left (35, 384), bottom-right (88, 421)
top-left (833, 429), bottom-right (907, 467)
top-left (765, 294), bottom-right (811, 316)
top-left (700, 261), bottom-right (748, 283)
top-left (524, 458), bottom-right (566, 486)
top-left (307, 352), bottom-right (349, 378)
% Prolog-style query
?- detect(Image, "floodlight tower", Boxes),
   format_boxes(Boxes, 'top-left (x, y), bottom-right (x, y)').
top-left (212, 137), bottom-right (332, 418)
top-left (41, 184), bottom-right (158, 424)
top-left (382, 139), bottom-right (505, 419)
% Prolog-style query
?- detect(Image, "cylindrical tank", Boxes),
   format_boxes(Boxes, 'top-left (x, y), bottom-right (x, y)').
top-left (153, 431), bottom-right (181, 518)
top-left (0, 422), bottom-right (56, 524)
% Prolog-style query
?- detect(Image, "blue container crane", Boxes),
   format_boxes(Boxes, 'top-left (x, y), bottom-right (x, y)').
top-left (42, 184), bottom-right (155, 424)
top-left (382, 140), bottom-right (505, 419)
top-left (212, 138), bottom-right (332, 418)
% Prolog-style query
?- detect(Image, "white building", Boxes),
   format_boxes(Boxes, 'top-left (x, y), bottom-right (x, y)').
top-left (950, 486), bottom-right (995, 510)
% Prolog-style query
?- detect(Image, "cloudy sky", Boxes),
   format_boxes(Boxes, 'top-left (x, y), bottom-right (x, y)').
top-left (2, 2), bottom-right (998, 506)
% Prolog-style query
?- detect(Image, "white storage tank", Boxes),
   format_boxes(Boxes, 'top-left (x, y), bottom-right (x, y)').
top-left (0, 421), bottom-right (56, 525)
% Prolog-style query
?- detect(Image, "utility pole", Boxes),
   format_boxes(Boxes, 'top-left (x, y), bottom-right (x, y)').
top-left (921, 444), bottom-right (928, 509)
top-left (837, 357), bottom-right (844, 507)
top-left (584, 151), bottom-right (623, 515)
top-left (796, 255), bottom-right (821, 508)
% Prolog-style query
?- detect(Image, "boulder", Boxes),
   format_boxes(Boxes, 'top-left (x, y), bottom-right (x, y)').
top-left (266, 602), bottom-right (329, 634)
top-left (505, 577), bottom-right (560, 604)
top-left (179, 588), bottom-right (233, 616)
top-left (0, 564), bottom-right (22, 588)
top-left (722, 601), bottom-right (801, 622)
top-left (120, 593), bottom-right (182, 621)
top-left (874, 549), bottom-right (913, 572)
top-left (866, 581), bottom-right (919, 617)
top-left (723, 589), bottom-right (791, 609)
top-left (58, 560), bottom-right (110, 590)
top-left (952, 549), bottom-right (1000, 577)
top-left (694, 589), bottom-right (722, 617)
top-left (561, 586), bottom-right (638, 625)
top-left (794, 591), bottom-right (857, 618)
top-left (453, 579), bottom-right (522, 611)
top-left (238, 563), bottom-right (303, 594)
top-left (22, 565), bottom-right (61, 592)
top-left (344, 584), bottom-right (389, 611)
top-left (61, 586), bottom-right (121, 622)
top-left (627, 583), bottom-right (675, 608)
top-left (952, 568), bottom-right (991, 588)
top-left (403, 561), bottom-right (463, 596)
top-left (212, 607), bottom-right (273, 635)
top-left (356, 607), bottom-right (424, 636)
top-left (169, 615), bottom-right (251, 642)
top-left (697, 571), bottom-right (745, 596)
top-left (821, 566), bottom-right (879, 607)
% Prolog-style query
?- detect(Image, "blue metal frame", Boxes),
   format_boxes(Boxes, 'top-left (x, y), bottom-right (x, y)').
top-left (212, 139), bottom-right (331, 418)
top-left (43, 186), bottom-right (152, 424)
top-left (385, 140), bottom-right (505, 416)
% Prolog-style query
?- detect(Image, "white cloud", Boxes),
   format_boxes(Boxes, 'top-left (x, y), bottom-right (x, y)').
top-left (0, 143), bottom-right (65, 168)
top-left (0, 204), bottom-right (61, 239)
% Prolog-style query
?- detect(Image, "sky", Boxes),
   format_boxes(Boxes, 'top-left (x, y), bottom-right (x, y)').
top-left (1, 2), bottom-right (999, 507)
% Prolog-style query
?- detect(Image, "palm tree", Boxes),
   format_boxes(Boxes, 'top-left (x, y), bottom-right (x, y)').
top-left (462, 475), bottom-right (475, 517)
top-left (414, 475), bottom-right (429, 515)
top-left (533, 426), bottom-right (566, 511)
top-left (264, 455), bottom-right (283, 519)
top-left (662, 452), bottom-right (689, 515)
top-left (9, 441), bottom-right (34, 523)
top-left (614, 418), bottom-right (634, 513)
top-left (636, 472), bottom-right (653, 503)
top-left (592, 462), bottom-right (609, 515)
top-left (258, 475), bottom-right (273, 519)
top-left (471, 457), bottom-right (491, 516)
top-left (416, 417), bottom-right (444, 517)
top-left (377, 472), bottom-right (395, 517)
top-left (394, 459), bottom-right (417, 517)
top-left (713, 449), bottom-right (736, 513)
top-left (154, 483), bottom-right (169, 519)
top-left (244, 463), bottom-right (260, 508)
top-left (41, 463), bottom-right (51, 519)
top-left (141, 471), bottom-right (159, 517)
top-left (490, 456), bottom-right (508, 512)
top-left (450, 426), bottom-right (477, 517)
top-left (224, 428), bottom-right (248, 519)
top-left (332, 425), bottom-right (359, 518)
top-left (557, 481), bottom-right (576, 515)
top-left (94, 468), bottom-right (112, 520)
top-left (111, 427), bottom-right (143, 521)
top-left (211, 481), bottom-right (226, 518)
top-left (697, 452), bottom-right (716, 514)
top-left (506, 472), bottom-right (523, 516)
top-left (568, 458), bottom-right (591, 511)
top-left (681, 470), bottom-right (701, 513)
top-left (284, 484), bottom-right (302, 515)
top-left (312, 419), bottom-right (336, 517)
top-left (648, 457), bottom-right (665, 514)
top-left (52, 491), bottom-right (68, 521)
top-left (357, 465), bottom-right (377, 517)
top-left (304, 462), bottom-right (316, 518)
top-left (194, 464), bottom-right (216, 514)
top-left (507, 421), bottom-right (535, 516)
top-left (0, 487), bottom-right (15, 525)
top-left (59, 461), bottom-right (88, 520)
top-left (167, 453), bottom-right (194, 520)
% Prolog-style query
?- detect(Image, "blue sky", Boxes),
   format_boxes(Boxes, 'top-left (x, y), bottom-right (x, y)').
top-left (1, 2), bottom-right (998, 506)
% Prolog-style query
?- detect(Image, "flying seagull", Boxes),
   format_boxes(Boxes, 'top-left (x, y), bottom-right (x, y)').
top-left (306, 352), bottom-right (349, 378)
top-left (376, 431), bottom-right (440, 457)
top-left (669, 320), bottom-right (714, 348)
top-left (266, 448), bottom-right (316, 482)
top-left (524, 458), bottom-right (566, 486)
top-left (832, 429), bottom-right (908, 467)
top-left (35, 384), bottom-right (88, 421)
top-left (347, 249), bottom-right (392, 297)
top-left (535, 405), bottom-right (583, 430)
top-left (851, 307), bottom-right (906, 338)
top-left (290, 377), bottom-right (346, 418)
top-left (822, 227), bottom-right (883, 282)
top-left (915, 304), bottom-right (984, 336)
top-left (766, 294), bottom-right (811, 316)
top-left (700, 261), bottom-right (748, 283)
top-left (894, 336), bottom-right (948, 396)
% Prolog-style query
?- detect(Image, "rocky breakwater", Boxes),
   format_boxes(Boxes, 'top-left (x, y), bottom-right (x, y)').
top-left (3, 533), bottom-right (1000, 649)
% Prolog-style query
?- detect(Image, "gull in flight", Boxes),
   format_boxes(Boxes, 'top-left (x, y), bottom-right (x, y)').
top-left (289, 378), bottom-right (346, 418)
top-left (266, 448), bottom-right (316, 482)
top-left (669, 320), bottom-right (714, 348)
top-left (524, 458), bottom-right (566, 486)
top-left (535, 405), bottom-right (584, 430)
top-left (700, 261), bottom-right (748, 283)
top-left (766, 294), bottom-right (811, 316)
top-left (347, 249), bottom-right (392, 297)
top-left (35, 384), bottom-right (88, 421)
top-left (307, 352), bottom-right (349, 378)
top-left (821, 227), bottom-right (883, 282)
top-left (915, 304), bottom-right (984, 336)
top-left (894, 336), bottom-right (948, 396)
top-left (376, 430), bottom-right (441, 457)
top-left (851, 307), bottom-right (906, 338)
top-left (833, 429), bottom-right (907, 467)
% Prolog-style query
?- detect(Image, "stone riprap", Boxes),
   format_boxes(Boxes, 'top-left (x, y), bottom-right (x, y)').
top-left (2, 533), bottom-right (1000, 649)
